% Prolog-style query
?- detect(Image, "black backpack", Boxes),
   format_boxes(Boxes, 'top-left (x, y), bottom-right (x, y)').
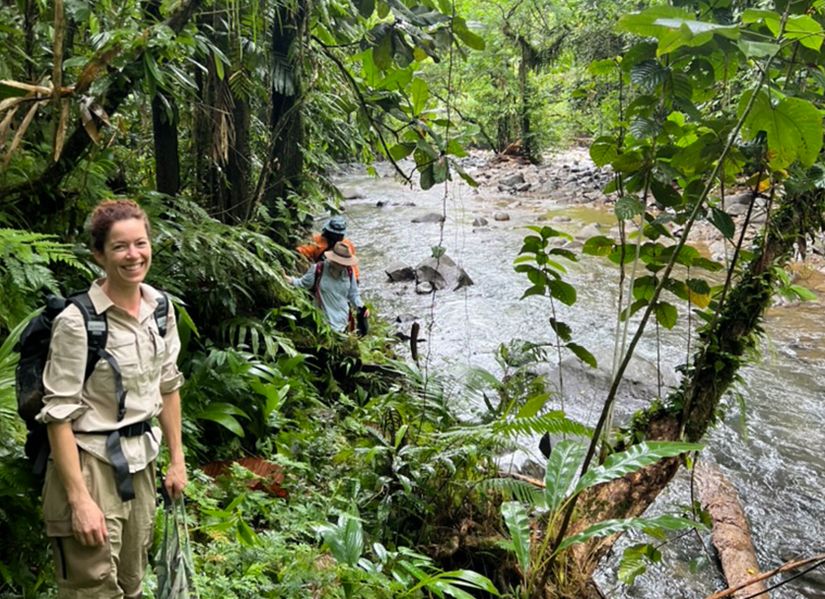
top-left (15, 291), bottom-right (169, 477)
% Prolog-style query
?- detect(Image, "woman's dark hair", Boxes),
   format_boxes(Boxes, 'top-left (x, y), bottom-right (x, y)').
top-left (89, 199), bottom-right (151, 253)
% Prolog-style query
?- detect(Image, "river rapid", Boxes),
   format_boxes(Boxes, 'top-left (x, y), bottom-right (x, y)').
top-left (333, 151), bottom-right (825, 598)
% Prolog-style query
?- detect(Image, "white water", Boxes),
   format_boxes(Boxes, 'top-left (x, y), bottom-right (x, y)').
top-left (335, 162), bottom-right (825, 598)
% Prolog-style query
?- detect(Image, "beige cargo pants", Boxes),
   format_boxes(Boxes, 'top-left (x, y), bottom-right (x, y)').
top-left (42, 451), bottom-right (156, 599)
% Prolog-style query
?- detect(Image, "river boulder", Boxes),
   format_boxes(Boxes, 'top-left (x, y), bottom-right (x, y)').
top-left (415, 254), bottom-right (474, 291)
top-left (411, 212), bottom-right (445, 223)
top-left (386, 263), bottom-right (415, 282)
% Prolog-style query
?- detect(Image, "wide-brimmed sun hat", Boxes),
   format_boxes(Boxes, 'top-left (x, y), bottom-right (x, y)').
top-left (324, 241), bottom-right (358, 266)
top-left (322, 215), bottom-right (347, 236)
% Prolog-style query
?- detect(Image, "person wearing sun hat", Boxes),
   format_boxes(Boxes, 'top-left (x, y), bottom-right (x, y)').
top-left (296, 215), bottom-right (360, 281)
top-left (292, 241), bottom-right (368, 333)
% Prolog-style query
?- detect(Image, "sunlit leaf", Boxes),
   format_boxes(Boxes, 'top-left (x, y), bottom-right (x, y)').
top-left (575, 441), bottom-right (702, 493)
top-left (544, 441), bottom-right (586, 514)
top-left (501, 502), bottom-right (531, 575)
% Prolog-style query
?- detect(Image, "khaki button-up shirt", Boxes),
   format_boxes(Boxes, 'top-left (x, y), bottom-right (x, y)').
top-left (37, 281), bottom-right (184, 472)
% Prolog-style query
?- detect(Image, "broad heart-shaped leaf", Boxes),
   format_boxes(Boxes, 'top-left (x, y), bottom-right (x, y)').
top-left (590, 136), bottom-right (618, 167)
top-left (501, 501), bottom-right (531, 575)
top-left (617, 5), bottom-right (693, 38)
top-left (389, 142), bottom-right (415, 161)
top-left (583, 235), bottom-right (614, 256)
top-left (566, 342), bottom-right (597, 368)
top-left (555, 514), bottom-right (702, 554)
top-left (548, 279), bottom-right (576, 306)
top-left (575, 441), bottom-right (703, 494)
top-left (618, 544), bottom-right (663, 585)
top-left (615, 196), bottom-right (645, 221)
top-left (784, 15), bottom-right (824, 51)
top-left (654, 301), bottom-right (678, 329)
top-left (741, 90), bottom-right (823, 169)
top-left (709, 206), bottom-right (735, 240)
top-left (544, 440), bottom-right (587, 515)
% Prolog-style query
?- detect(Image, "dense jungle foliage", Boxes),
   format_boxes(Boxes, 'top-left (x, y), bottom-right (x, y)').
top-left (2, 0), bottom-right (825, 597)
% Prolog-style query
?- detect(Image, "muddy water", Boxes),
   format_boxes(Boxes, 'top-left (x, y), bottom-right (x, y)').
top-left (335, 162), bottom-right (825, 598)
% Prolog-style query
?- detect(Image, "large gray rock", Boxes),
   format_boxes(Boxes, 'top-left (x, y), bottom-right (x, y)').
top-left (499, 173), bottom-right (526, 187)
top-left (493, 212), bottom-right (510, 221)
top-left (411, 212), bottom-right (445, 223)
top-left (472, 216), bottom-right (489, 227)
top-left (415, 254), bottom-right (474, 291)
top-left (385, 263), bottom-right (415, 282)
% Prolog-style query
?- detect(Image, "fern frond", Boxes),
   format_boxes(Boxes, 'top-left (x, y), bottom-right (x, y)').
top-left (493, 411), bottom-right (593, 439)
top-left (479, 477), bottom-right (546, 507)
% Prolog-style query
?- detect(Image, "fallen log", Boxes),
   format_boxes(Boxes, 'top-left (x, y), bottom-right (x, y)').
top-left (694, 461), bottom-right (767, 598)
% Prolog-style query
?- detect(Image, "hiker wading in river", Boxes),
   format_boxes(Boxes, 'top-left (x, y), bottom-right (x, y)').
top-left (292, 241), bottom-right (368, 333)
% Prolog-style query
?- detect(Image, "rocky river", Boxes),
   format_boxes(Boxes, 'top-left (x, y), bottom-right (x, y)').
top-left (333, 148), bottom-right (825, 598)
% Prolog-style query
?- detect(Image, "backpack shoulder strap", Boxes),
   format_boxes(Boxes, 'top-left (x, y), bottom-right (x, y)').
top-left (154, 292), bottom-right (170, 337)
top-left (310, 261), bottom-right (324, 296)
top-left (68, 293), bottom-right (108, 382)
top-left (346, 265), bottom-right (353, 281)
top-left (69, 293), bottom-right (127, 422)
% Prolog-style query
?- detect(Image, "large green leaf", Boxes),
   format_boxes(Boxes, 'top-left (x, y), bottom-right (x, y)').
top-left (741, 90), bottom-right (823, 169)
top-left (590, 136), bottom-right (618, 166)
top-left (548, 279), bottom-right (576, 306)
top-left (618, 544), bottom-right (663, 584)
top-left (410, 77), bottom-right (429, 115)
top-left (501, 501), bottom-right (531, 575)
top-left (543, 441), bottom-right (586, 514)
top-left (708, 206), bottom-right (735, 240)
top-left (196, 403), bottom-right (249, 436)
top-left (575, 441), bottom-right (702, 493)
top-left (566, 342), bottom-right (597, 368)
top-left (654, 301), bottom-right (678, 329)
top-left (784, 15), bottom-right (824, 51)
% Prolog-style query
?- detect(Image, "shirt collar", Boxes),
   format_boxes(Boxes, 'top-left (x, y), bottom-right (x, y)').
top-left (88, 279), bottom-right (159, 322)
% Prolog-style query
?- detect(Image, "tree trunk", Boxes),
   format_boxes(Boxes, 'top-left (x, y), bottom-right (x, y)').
top-left (557, 187), bottom-right (825, 594)
top-left (261, 0), bottom-right (307, 228)
top-left (146, 0), bottom-right (181, 196)
top-left (192, 4), bottom-right (252, 224)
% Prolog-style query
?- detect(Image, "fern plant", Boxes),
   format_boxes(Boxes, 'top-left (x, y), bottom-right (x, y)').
top-left (499, 440), bottom-right (705, 596)
top-left (0, 228), bottom-right (91, 333)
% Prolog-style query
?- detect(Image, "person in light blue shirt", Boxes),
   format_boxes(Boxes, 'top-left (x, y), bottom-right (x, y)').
top-left (292, 241), bottom-right (368, 333)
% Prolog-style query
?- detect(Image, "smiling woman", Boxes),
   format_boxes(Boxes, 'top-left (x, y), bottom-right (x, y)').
top-left (38, 199), bottom-right (187, 598)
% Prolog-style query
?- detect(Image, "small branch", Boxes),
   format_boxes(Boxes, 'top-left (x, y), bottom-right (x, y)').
top-left (705, 554), bottom-right (825, 599)
top-left (498, 471), bottom-right (544, 488)
top-left (312, 37), bottom-right (411, 184)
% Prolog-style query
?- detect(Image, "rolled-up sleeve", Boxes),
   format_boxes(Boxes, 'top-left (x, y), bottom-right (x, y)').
top-left (160, 303), bottom-right (184, 395)
top-left (38, 310), bottom-right (89, 424)
top-left (292, 264), bottom-right (317, 290)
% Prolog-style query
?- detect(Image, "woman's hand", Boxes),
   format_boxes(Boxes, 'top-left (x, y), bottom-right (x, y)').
top-left (164, 460), bottom-right (188, 500)
top-left (71, 496), bottom-right (108, 546)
